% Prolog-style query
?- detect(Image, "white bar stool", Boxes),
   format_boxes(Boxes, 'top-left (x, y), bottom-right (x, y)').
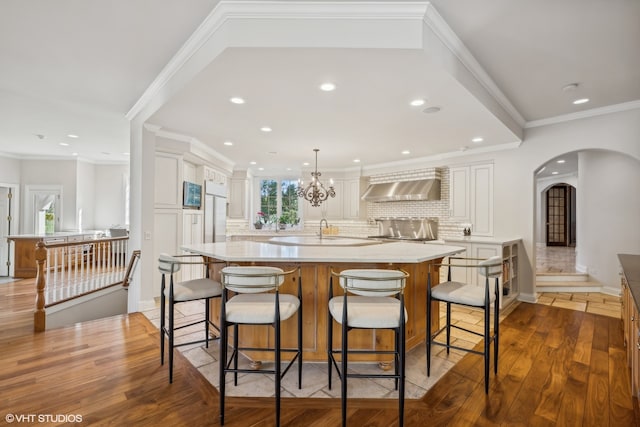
top-left (219, 266), bottom-right (302, 426)
top-left (158, 253), bottom-right (224, 383)
top-left (328, 268), bottom-right (409, 426)
top-left (427, 255), bottom-right (503, 393)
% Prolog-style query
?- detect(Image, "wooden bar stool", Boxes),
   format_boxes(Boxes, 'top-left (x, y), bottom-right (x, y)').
top-left (219, 266), bottom-right (302, 426)
top-left (158, 253), bottom-right (224, 383)
top-left (328, 268), bottom-right (409, 426)
top-left (427, 255), bottom-right (502, 393)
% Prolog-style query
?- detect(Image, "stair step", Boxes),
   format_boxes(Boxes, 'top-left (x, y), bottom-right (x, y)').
top-left (536, 273), bottom-right (589, 282)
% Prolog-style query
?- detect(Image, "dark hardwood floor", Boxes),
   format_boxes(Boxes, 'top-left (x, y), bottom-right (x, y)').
top-left (1, 278), bottom-right (638, 426)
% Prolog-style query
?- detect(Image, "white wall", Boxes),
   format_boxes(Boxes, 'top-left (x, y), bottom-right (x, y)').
top-left (576, 150), bottom-right (640, 291)
top-left (21, 159), bottom-right (77, 231)
top-left (76, 161), bottom-right (96, 230)
top-left (0, 156), bottom-right (21, 183)
top-left (94, 164), bottom-right (129, 229)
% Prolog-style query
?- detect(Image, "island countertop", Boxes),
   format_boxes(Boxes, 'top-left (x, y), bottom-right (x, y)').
top-left (181, 240), bottom-right (465, 263)
top-left (181, 239), bottom-right (466, 362)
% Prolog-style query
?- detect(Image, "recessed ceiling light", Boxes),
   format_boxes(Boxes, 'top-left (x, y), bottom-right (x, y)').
top-left (250, 161), bottom-right (257, 165)
top-left (422, 106), bottom-right (441, 114)
top-left (260, 126), bottom-right (272, 132)
top-left (410, 99), bottom-right (425, 107)
top-left (353, 159), bottom-right (361, 163)
top-left (59, 142), bottom-right (69, 146)
top-left (556, 159), bottom-right (565, 164)
top-left (320, 82), bottom-right (336, 91)
top-left (551, 171), bottom-right (559, 175)
top-left (223, 141), bottom-right (233, 146)
top-left (230, 97), bottom-right (245, 104)
top-left (258, 167), bottom-right (264, 171)
top-left (573, 98), bottom-right (589, 105)
top-left (472, 137), bottom-right (484, 143)
top-left (303, 162), bottom-right (310, 166)
top-left (562, 83), bottom-right (579, 92)
top-left (401, 150), bottom-right (410, 155)
top-left (122, 152), bottom-right (130, 156)
top-left (71, 152), bottom-right (79, 156)
top-left (536, 166), bottom-right (546, 175)
top-left (286, 168), bottom-right (292, 171)
top-left (67, 134), bottom-right (79, 138)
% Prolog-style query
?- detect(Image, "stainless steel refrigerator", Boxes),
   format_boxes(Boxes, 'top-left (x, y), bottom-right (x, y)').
top-left (204, 181), bottom-right (227, 243)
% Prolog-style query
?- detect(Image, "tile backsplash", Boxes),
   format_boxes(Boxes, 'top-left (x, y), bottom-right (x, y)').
top-left (365, 167), bottom-right (466, 238)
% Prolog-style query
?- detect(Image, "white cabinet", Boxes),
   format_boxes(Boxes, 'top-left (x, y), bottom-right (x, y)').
top-left (449, 166), bottom-right (470, 220)
top-left (449, 163), bottom-right (493, 236)
top-left (181, 211), bottom-right (204, 281)
top-left (228, 178), bottom-right (247, 219)
top-left (303, 180), bottom-right (343, 220)
top-left (343, 178), bottom-right (367, 220)
top-left (443, 238), bottom-right (520, 309)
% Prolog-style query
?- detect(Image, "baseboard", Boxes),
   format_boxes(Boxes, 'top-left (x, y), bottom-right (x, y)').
top-left (518, 292), bottom-right (538, 304)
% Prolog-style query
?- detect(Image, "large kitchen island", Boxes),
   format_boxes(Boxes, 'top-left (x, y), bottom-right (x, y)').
top-left (182, 238), bottom-right (465, 363)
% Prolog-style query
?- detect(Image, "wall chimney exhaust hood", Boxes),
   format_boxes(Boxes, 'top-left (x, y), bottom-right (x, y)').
top-left (361, 178), bottom-right (441, 202)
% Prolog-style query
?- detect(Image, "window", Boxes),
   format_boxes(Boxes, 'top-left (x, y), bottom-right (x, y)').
top-left (258, 178), bottom-right (301, 229)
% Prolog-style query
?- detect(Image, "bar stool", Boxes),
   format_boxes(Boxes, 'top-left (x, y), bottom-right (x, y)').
top-left (328, 268), bottom-right (409, 427)
top-left (219, 266), bottom-right (302, 426)
top-left (158, 253), bottom-right (224, 383)
top-left (427, 255), bottom-right (502, 393)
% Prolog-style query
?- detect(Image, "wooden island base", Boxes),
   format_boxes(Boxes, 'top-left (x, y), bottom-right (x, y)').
top-left (209, 260), bottom-right (442, 363)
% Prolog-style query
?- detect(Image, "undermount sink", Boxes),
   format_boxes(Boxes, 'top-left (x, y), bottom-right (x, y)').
top-left (267, 236), bottom-right (383, 247)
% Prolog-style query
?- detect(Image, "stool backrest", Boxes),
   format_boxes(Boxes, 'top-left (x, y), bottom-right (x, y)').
top-left (221, 266), bottom-right (285, 294)
top-left (158, 253), bottom-right (181, 274)
top-left (478, 255), bottom-right (502, 278)
top-left (337, 269), bottom-right (408, 297)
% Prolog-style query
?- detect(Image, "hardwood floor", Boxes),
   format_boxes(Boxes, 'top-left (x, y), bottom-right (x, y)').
top-left (1, 278), bottom-right (638, 426)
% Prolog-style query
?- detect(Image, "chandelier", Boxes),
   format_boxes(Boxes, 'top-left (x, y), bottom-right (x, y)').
top-left (297, 149), bottom-right (336, 207)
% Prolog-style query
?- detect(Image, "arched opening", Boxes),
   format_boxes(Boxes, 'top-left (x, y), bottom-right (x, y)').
top-left (533, 149), bottom-right (640, 294)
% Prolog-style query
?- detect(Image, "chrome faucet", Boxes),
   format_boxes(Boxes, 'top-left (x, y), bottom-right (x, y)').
top-left (319, 218), bottom-right (328, 240)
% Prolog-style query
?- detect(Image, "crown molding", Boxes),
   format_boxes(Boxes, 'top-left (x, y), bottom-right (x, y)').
top-left (422, 3), bottom-right (526, 128)
top-left (525, 99), bottom-right (640, 128)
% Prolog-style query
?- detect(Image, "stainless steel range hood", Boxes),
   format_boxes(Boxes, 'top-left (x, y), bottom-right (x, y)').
top-left (361, 179), bottom-right (441, 202)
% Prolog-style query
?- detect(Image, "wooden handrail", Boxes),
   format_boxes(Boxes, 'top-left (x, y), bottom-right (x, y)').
top-left (123, 250), bottom-right (141, 287)
top-left (34, 241), bottom-right (47, 332)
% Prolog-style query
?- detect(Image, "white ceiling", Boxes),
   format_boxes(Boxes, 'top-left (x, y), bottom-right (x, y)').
top-left (1, 0), bottom-right (638, 171)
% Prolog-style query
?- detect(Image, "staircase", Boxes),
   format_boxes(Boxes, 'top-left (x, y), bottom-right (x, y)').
top-left (536, 272), bottom-right (603, 293)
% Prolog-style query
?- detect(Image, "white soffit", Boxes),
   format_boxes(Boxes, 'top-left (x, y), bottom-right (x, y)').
top-left (127, 1), bottom-right (524, 143)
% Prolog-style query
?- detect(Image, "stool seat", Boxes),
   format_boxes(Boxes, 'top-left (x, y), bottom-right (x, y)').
top-left (431, 281), bottom-right (496, 307)
top-left (225, 293), bottom-right (300, 324)
top-left (329, 296), bottom-right (407, 328)
top-left (163, 277), bottom-right (222, 302)
top-left (219, 265), bottom-right (302, 426)
top-left (158, 253), bottom-right (224, 383)
top-left (328, 268), bottom-right (409, 426)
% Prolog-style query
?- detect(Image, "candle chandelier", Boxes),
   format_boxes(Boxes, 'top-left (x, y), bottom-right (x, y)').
top-left (297, 148), bottom-right (335, 207)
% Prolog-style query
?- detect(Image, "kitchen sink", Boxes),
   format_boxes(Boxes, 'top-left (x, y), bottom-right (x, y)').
top-left (267, 236), bottom-right (384, 247)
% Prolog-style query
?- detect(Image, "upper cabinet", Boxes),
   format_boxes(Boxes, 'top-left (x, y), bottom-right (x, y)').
top-left (303, 180), bottom-right (344, 220)
top-left (343, 177), bottom-right (368, 220)
top-left (449, 163), bottom-right (493, 236)
top-left (228, 178), bottom-right (247, 219)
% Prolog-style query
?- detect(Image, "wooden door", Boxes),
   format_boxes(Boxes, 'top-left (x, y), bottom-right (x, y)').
top-left (546, 185), bottom-right (567, 246)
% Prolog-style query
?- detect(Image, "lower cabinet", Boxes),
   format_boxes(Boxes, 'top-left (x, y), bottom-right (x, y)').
top-left (442, 239), bottom-right (520, 309)
top-left (622, 277), bottom-right (640, 399)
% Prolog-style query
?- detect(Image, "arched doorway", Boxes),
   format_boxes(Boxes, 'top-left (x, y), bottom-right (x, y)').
top-left (545, 183), bottom-right (576, 247)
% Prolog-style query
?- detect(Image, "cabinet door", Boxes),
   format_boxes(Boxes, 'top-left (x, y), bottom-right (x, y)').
top-left (470, 243), bottom-right (499, 286)
top-left (449, 166), bottom-right (470, 220)
top-left (469, 164), bottom-right (494, 236)
top-left (343, 179), bottom-right (363, 219)
top-left (228, 179), bottom-right (246, 219)
top-left (442, 242), bottom-right (471, 284)
top-left (303, 180), bottom-right (343, 220)
top-left (634, 303), bottom-right (640, 399)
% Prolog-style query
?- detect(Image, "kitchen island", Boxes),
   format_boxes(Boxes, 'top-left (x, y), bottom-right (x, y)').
top-left (181, 240), bottom-right (465, 363)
